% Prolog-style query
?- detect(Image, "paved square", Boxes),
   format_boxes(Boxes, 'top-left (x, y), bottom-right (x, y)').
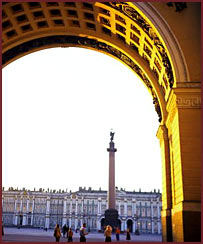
top-left (2, 227), bottom-right (162, 242)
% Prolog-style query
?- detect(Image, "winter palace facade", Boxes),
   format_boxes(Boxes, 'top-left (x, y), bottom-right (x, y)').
top-left (2, 187), bottom-right (162, 234)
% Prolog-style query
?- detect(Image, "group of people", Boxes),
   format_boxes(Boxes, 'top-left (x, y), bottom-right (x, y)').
top-left (54, 223), bottom-right (131, 242)
top-left (54, 223), bottom-right (88, 242)
top-left (104, 226), bottom-right (131, 242)
top-left (54, 224), bottom-right (73, 242)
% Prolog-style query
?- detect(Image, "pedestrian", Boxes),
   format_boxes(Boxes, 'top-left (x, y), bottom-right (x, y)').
top-left (104, 225), bottom-right (112, 242)
top-left (115, 227), bottom-right (120, 241)
top-left (62, 224), bottom-right (67, 238)
top-left (80, 223), bottom-right (88, 242)
top-left (68, 228), bottom-right (73, 242)
top-left (126, 228), bottom-right (131, 241)
top-left (54, 224), bottom-right (61, 242)
top-left (66, 226), bottom-right (69, 238)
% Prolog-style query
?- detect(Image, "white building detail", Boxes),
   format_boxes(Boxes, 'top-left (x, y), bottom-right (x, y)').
top-left (2, 187), bottom-right (162, 234)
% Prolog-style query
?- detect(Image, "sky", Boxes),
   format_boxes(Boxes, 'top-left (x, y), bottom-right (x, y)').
top-left (2, 47), bottom-right (162, 193)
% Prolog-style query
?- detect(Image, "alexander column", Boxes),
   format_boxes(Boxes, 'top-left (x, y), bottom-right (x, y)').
top-left (104, 131), bottom-right (119, 229)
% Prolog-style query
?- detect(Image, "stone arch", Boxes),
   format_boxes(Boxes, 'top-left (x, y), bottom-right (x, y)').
top-left (2, 2), bottom-right (201, 242)
top-left (100, 217), bottom-right (105, 230)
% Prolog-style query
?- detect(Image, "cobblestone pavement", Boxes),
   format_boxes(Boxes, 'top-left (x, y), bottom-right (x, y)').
top-left (2, 228), bottom-right (162, 242)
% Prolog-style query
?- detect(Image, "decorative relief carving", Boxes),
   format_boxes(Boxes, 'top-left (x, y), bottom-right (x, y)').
top-left (104, 2), bottom-right (174, 88)
top-left (176, 97), bottom-right (201, 108)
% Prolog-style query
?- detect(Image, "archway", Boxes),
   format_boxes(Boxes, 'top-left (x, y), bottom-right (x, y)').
top-left (127, 219), bottom-right (133, 233)
top-left (118, 219), bottom-right (121, 231)
top-left (2, 2), bottom-right (201, 242)
top-left (101, 218), bottom-right (105, 230)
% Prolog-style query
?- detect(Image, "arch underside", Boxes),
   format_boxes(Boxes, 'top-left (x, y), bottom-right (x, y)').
top-left (2, 35), bottom-right (163, 122)
top-left (2, 1), bottom-right (178, 124)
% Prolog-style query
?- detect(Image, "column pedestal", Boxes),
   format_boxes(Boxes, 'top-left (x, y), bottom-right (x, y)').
top-left (104, 209), bottom-right (119, 230)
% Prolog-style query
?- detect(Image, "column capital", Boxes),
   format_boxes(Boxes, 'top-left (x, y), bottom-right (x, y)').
top-left (166, 87), bottom-right (201, 131)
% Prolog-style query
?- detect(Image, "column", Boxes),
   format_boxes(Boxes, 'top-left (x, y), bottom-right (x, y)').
top-left (165, 87), bottom-right (201, 242)
top-left (75, 199), bottom-right (78, 215)
top-left (157, 199), bottom-right (161, 234)
top-left (107, 139), bottom-right (117, 209)
top-left (62, 197), bottom-right (67, 226)
top-left (97, 198), bottom-right (101, 215)
top-left (132, 200), bottom-right (135, 216)
top-left (20, 197), bottom-right (23, 212)
top-left (81, 198), bottom-right (84, 215)
top-left (118, 200), bottom-right (121, 215)
top-left (150, 200), bottom-right (154, 234)
top-left (22, 198), bottom-right (27, 226)
top-left (26, 198), bottom-right (29, 212)
top-left (124, 199), bottom-right (127, 217)
top-left (133, 219), bottom-right (136, 233)
top-left (20, 197), bottom-right (24, 226)
top-left (75, 198), bottom-right (78, 230)
top-left (70, 199), bottom-right (72, 214)
top-left (121, 220), bottom-right (125, 231)
top-left (13, 198), bottom-right (18, 225)
top-left (97, 218), bottom-right (101, 230)
top-left (80, 218), bottom-right (83, 226)
top-left (24, 198), bottom-right (29, 225)
top-left (69, 218), bottom-right (72, 228)
top-left (75, 218), bottom-right (78, 230)
top-left (31, 198), bottom-right (35, 226)
top-left (124, 219), bottom-right (127, 231)
top-left (45, 197), bottom-right (50, 229)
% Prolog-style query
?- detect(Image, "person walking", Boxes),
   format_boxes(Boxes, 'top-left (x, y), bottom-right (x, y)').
top-left (115, 227), bottom-right (120, 241)
top-left (104, 225), bottom-right (112, 242)
top-left (67, 228), bottom-right (73, 242)
top-left (54, 224), bottom-right (61, 242)
top-left (126, 228), bottom-right (131, 241)
top-left (80, 223), bottom-right (88, 242)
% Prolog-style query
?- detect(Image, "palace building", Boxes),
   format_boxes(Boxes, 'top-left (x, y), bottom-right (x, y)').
top-left (2, 187), bottom-right (162, 234)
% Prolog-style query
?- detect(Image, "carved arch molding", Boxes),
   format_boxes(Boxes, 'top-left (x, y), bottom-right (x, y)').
top-left (2, 2), bottom-right (176, 123)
